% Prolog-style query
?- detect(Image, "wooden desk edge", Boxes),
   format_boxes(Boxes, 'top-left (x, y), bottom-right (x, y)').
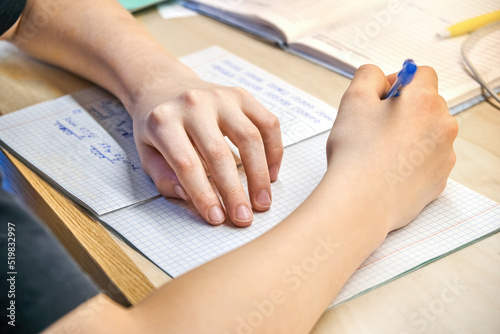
top-left (0, 148), bottom-right (155, 306)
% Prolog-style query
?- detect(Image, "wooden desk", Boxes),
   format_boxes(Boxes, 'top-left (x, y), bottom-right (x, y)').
top-left (1, 8), bottom-right (499, 333)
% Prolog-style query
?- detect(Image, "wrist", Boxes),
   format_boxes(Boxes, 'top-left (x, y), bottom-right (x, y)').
top-left (116, 55), bottom-right (198, 115)
top-left (318, 167), bottom-right (391, 246)
top-left (281, 166), bottom-right (389, 290)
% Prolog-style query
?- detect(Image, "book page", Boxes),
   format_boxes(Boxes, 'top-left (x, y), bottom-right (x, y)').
top-left (290, 0), bottom-right (500, 112)
top-left (0, 47), bottom-right (337, 215)
top-left (256, 0), bottom-right (388, 41)
top-left (185, 0), bottom-right (388, 42)
top-left (157, 1), bottom-right (197, 20)
top-left (100, 131), bottom-right (500, 306)
top-left (184, 0), bottom-right (301, 42)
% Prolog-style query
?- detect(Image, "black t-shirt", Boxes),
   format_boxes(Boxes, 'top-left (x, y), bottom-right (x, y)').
top-left (0, 0), bottom-right (27, 36)
top-left (0, 1), bottom-right (100, 331)
top-left (0, 175), bottom-right (99, 333)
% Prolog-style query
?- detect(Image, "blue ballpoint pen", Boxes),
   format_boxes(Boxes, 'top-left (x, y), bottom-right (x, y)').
top-left (383, 59), bottom-right (417, 99)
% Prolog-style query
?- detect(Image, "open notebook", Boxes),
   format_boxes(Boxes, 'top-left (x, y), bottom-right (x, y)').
top-left (184, 0), bottom-right (500, 114)
top-left (1, 47), bottom-right (499, 307)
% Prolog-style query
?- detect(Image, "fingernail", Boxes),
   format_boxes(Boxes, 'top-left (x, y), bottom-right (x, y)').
top-left (256, 190), bottom-right (271, 208)
top-left (235, 205), bottom-right (253, 222)
top-left (208, 206), bottom-right (225, 225)
top-left (269, 165), bottom-right (280, 181)
top-left (174, 184), bottom-right (190, 202)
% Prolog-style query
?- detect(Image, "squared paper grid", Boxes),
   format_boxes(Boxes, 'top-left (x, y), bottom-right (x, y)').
top-left (0, 47), bottom-right (338, 214)
top-left (332, 181), bottom-right (500, 306)
top-left (0, 88), bottom-right (160, 215)
top-left (1, 46), bottom-right (498, 307)
top-left (101, 133), bottom-right (327, 275)
top-left (100, 131), bottom-right (500, 307)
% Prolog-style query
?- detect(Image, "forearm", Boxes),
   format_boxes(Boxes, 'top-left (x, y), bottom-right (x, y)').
top-left (129, 169), bottom-right (388, 333)
top-left (12, 0), bottom-right (191, 111)
top-left (10, 0), bottom-right (284, 227)
top-left (44, 169), bottom-right (387, 334)
top-left (44, 62), bottom-right (456, 334)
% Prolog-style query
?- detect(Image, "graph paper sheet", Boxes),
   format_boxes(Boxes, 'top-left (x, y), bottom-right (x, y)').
top-left (1, 46), bottom-right (498, 307)
top-left (0, 47), bottom-right (337, 215)
top-left (0, 88), bottom-right (159, 215)
top-left (100, 132), bottom-right (500, 306)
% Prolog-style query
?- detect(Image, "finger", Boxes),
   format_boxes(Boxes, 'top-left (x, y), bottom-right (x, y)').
top-left (386, 72), bottom-right (397, 86)
top-left (406, 65), bottom-right (439, 92)
top-left (235, 88), bottom-right (284, 182)
top-left (220, 107), bottom-right (273, 212)
top-left (149, 124), bottom-right (227, 226)
top-left (348, 64), bottom-right (391, 100)
top-left (137, 144), bottom-right (190, 202)
top-left (187, 118), bottom-right (255, 227)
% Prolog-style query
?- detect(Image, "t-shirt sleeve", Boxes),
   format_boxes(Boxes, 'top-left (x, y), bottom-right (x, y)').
top-left (0, 0), bottom-right (27, 36)
top-left (0, 177), bottom-right (99, 333)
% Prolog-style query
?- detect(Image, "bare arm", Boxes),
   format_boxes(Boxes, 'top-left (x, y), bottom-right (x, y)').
top-left (3, 0), bottom-right (284, 226)
top-left (44, 65), bottom-right (458, 334)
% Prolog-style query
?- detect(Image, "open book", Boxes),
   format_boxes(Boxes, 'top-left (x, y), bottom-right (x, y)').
top-left (184, 0), bottom-right (500, 113)
top-left (1, 47), bottom-right (499, 307)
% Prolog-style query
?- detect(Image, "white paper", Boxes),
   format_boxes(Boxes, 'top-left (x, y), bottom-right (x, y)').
top-left (0, 47), bottom-right (337, 214)
top-left (157, 1), bottom-right (197, 20)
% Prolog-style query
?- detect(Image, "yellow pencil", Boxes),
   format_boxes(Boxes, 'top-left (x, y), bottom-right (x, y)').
top-left (437, 10), bottom-right (500, 38)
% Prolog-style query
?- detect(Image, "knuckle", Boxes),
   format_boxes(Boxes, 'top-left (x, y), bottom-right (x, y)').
top-left (448, 151), bottom-right (457, 170)
top-left (171, 155), bottom-right (197, 174)
top-left (438, 95), bottom-right (449, 110)
top-left (262, 114), bottom-right (281, 132)
top-left (353, 64), bottom-right (384, 82)
top-left (439, 116), bottom-right (459, 143)
top-left (210, 87), bottom-right (225, 99)
top-left (231, 86), bottom-right (250, 98)
top-left (237, 125), bottom-right (262, 144)
top-left (419, 65), bottom-right (438, 79)
top-left (271, 144), bottom-right (284, 159)
top-left (224, 184), bottom-right (245, 200)
top-left (191, 189), bottom-right (216, 208)
top-left (357, 64), bottom-right (379, 74)
top-left (178, 89), bottom-right (205, 108)
top-left (436, 179), bottom-right (448, 197)
top-left (146, 106), bottom-right (169, 130)
top-left (253, 168), bottom-right (271, 183)
top-left (206, 140), bottom-right (230, 160)
top-left (448, 117), bottom-right (459, 139)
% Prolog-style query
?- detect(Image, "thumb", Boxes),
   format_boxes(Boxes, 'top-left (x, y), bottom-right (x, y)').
top-left (138, 144), bottom-right (190, 202)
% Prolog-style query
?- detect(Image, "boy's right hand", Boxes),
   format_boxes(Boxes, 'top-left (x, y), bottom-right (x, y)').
top-left (325, 64), bottom-right (458, 234)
